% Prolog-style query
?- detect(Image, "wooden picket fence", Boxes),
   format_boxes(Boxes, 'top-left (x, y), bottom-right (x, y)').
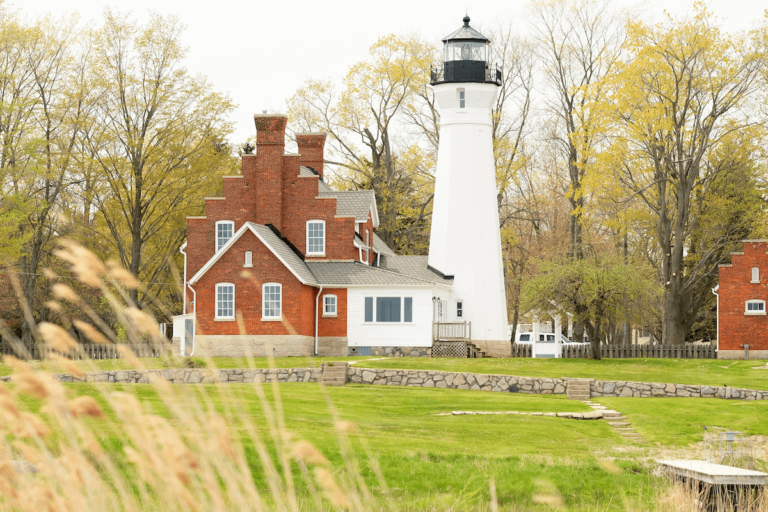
top-left (0, 341), bottom-right (170, 360)
top-left (511, 343), bottom-right (533, 358)
top-left (562, 343), bottom-right (716, 359)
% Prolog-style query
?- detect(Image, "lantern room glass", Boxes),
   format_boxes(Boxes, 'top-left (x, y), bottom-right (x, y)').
top-left (444, 41), bottom-right (487, 62)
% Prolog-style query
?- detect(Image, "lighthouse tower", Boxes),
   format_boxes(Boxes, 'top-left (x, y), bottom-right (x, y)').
top-left (428, 16), bottom-right (509, 357)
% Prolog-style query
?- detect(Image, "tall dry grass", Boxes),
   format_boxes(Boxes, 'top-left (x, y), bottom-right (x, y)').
top-left (0, 240), bottom-right (404, 511)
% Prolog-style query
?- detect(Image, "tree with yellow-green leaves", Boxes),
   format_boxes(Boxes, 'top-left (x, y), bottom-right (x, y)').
top-left (288, 35), bottom-right (436, 254)
top-left (586, 4), bottom-right (767, 344)
top-left (84, 10), bottom-right (237, 311)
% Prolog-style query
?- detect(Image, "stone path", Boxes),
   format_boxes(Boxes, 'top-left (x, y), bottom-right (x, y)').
top-left (436, 410), bottom-right (604, 419)
top-left (583, 401), bottom-right (645, 443)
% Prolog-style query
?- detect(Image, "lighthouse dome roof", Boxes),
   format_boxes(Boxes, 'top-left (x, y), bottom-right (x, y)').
top-left (442, 16), bottom-right (490, 43)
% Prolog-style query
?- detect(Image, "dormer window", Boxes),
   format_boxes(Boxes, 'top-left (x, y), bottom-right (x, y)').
top-left (215, 221), bottom-right (234, 252)
top-left (307, 220), bottom-right (325, 256)
top-left (745, 300), bottom-right (765, 315)
top-left (752, 267), bottom-right (760, 283)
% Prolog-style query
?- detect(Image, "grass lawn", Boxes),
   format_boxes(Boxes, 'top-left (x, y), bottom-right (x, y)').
top-left (0, 356), bottom-right (376, 376)
top-left (354, 357), bottom-right (768, 391)
top-left (27, 382), bottom-right (667, 511)
top-left (597, 396), bottom-right (768, 450)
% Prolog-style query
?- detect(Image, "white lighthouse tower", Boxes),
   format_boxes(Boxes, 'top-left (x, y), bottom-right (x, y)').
top-left (428, 16), bottom-right (509, 357)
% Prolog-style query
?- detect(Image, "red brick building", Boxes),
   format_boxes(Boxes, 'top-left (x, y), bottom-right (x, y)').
top-left (715, 240), bottom-right (768, 359)
top-left (172, 114), bottom-right (453, 357)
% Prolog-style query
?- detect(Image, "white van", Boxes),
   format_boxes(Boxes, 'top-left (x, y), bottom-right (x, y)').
top-left (514, 332), bottom-right (587, 345)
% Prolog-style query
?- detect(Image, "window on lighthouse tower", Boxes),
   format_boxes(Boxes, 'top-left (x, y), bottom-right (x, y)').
top-left (459, 89), bottom-right (465, 108)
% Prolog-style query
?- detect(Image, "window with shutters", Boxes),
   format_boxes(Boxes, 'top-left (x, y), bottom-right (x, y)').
top-left (363, 296), bottom-right (413, 323)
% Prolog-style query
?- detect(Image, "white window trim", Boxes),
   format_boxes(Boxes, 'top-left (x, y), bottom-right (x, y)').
top-left (262, 282), bottom-right (282, 321)
top-left (215, 282), bottom-right (235, 321)
top-left (306, 220), bottom-right (326, 257)
top-left (752, 267), bottom-right (760, 283)
top-left (363, 295), bottom-right (414, 324)
top-left (323, 294), bottom-right (338, 317)
top-left (458, 88), bottom-right (466, 109)
top-left (215, 220), bottom-right (235, 253)
top-left (745, 299), bottom-right (766, 316)
top-left (365, 230), bottom-right (370, 265)
top-left (244, 251), bottom-right (253, 268)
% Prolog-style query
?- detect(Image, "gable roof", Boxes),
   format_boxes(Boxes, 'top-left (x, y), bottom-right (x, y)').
top-left (379, 255), bottom-right (453, 285)
top-left (188, 222), bottom-right (318, 286)
top-left (306, 261), bottom-right (449, 287)
top-left (319, 190), bottom-right (378, 225)
top-left (371, 232), bottom-right (396, 257)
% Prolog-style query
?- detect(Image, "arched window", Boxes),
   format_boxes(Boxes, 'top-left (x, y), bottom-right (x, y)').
top-left (306, 220), bottom-right (325, 256)
top-left (215, 283), bottom-right (235, 320)
top-left (215, 221), bottom-right (234, 252)
top-left (262, 283), bottom-right (282, 320)
top-left (745, 300), bottom-right (765, 315)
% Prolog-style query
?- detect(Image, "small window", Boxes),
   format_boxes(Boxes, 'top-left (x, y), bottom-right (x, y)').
top-left (307, 220), bottom-right (325, 255)
top-left (244, 251), bottom-right (252, 267)
top-left (456, 301), bottom-right (463, 318)
top-left (459, 90), bottom-right (465, 108)
top-left (364, 297), bottom-right (373, 322)
top-left (324, 295), bottom-right (337, 316)
top-left (752, 267), bottom-right (760, 283)
top-left (745, 300), bottom-right (765, 315)
top-left (215, 221), bottom-right (234, 252)
top-left (262, 283), bottom-right (282, 319)
top-left (377, 297), bottom-right (401, 322)
top-left (215, 283), bottom-right (234, 319)
top-left (519, 334), bottom-right (530, 342)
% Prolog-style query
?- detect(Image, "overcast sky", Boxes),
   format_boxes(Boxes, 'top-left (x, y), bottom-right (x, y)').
top-left (17, 0), bottom-right (767, 144)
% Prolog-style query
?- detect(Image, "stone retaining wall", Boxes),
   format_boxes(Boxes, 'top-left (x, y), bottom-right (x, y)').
top-left (347, 368), bottom-right (768, 400)
top-left (591, 379), bottom-right (768, 400)
top-left (348, 367), bottom-right (567, 393)
top-left (3, 365), bottom-right (767, 401)
top-left (0, 368), bottom-right (322, 384)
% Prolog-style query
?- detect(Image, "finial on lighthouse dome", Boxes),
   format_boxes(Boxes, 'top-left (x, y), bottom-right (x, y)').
top-left (463, 15), bottom-right (470, 25)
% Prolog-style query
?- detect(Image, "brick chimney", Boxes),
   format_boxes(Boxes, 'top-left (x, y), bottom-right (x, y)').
top-left (296, 132), bottom-right (326, 180)
top-left (249, 113), bottom-right (288, 230)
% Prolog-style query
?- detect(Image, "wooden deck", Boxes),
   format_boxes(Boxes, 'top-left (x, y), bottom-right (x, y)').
top-left (658, 460), bottom-right (768, 486)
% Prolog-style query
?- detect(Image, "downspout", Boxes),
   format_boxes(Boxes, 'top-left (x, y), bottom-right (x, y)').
top-left (188, 283), bottom-right (196, 356)
top-left (712, 286), bottom-right (719, 353)
top-left (314, 285), bottom-right (323, 356)
top-left (179, 244), bottom-right (196, 356)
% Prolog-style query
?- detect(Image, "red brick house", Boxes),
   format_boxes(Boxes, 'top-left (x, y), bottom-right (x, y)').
top-left (172, 114), bottom-right (453, 357)
top-left (715, 240), bottom-right (768, 359)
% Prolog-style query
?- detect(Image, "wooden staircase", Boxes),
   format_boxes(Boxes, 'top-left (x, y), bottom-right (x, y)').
top-left (321, 362), bottom-right (348, 386)
top-left (467, 342), bottom-right (486, 358)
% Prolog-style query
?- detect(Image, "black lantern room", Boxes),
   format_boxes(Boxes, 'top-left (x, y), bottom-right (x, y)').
top-left (431, 16), bottom-right (502, 86)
